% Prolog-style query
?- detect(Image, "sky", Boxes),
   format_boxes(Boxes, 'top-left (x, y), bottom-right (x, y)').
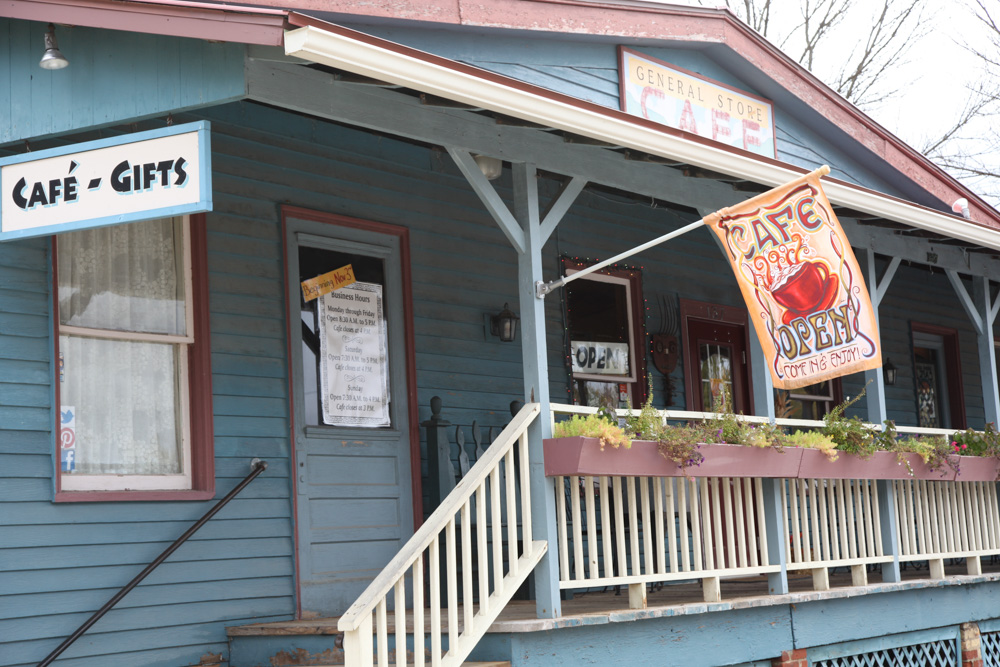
top-left (673, 0), bottom-right (997, 202)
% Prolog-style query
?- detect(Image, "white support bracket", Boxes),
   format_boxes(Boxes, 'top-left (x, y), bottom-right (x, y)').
top-left (447, 147), bottom-right (526, 255)
top-left (540, 177), bottom-right (587, 246)
top-left (946, 269), bottom-right (984, 335)
top-left (947, 271), bottom-right (1000, 424)
top-left (874, 256), bottom-right (901, 307)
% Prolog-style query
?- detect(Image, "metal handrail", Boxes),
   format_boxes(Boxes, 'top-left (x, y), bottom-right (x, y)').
top-left (36, 459), bottom-right (269, 667)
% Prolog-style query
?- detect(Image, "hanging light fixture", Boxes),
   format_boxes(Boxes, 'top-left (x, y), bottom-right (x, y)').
top-left (473, 154), bottom-right (503, 181)
top-left (39, 24), bottom-right (69, 70)
top-left (883, 358), bottom-right (897, 386)
top-left (490, 303), bottom-right (520, 342)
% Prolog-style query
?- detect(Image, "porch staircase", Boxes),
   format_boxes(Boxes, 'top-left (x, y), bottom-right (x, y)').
top-left (229, 403), bottom-right (545, 667)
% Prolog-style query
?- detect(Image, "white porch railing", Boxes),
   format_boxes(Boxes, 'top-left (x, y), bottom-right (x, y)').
top-left (781, 478), bottom-right (891, 589)
top-left (554, 474), bottom-right (778, 604)
top-left (893, 479), bottom-right (1000, 576)
top-left (550, 402), bottom-right (1000, 601)
top-left (338, 402), bottom-right (546, 667)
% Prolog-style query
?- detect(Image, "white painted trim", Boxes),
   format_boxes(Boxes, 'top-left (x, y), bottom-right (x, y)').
top-left (284, 26), bottom-right (1000, 252)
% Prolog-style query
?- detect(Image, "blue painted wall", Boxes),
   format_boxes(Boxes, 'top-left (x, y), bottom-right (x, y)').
top-left (0, 19), bottom-right (246, 146)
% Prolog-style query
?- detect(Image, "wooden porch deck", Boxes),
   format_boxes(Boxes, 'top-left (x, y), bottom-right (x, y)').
top-left (230, 558), bottom-right (1000, 638)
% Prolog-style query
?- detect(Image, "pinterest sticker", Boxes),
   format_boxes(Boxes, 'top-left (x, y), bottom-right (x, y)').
top-left (60, 407), bottom-right (76, 472)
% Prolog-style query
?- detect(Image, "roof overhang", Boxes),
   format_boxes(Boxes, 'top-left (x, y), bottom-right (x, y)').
top-left (1, 0), bottom-right (289, 45)
top-left (284, 18), bottom-right (1000, 253)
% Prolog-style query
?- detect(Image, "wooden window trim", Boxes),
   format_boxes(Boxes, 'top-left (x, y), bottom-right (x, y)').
top-left (54, 214), bottom-right (214, 502)
top-left (680, 298), bottom-right (753, 414)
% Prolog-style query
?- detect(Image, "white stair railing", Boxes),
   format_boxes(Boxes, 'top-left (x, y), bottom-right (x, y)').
top-left (338, 402), bottom-right (547, 667)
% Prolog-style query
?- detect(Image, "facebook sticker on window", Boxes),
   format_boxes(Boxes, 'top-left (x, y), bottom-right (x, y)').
top-left (60, 406), bottom-right (76, 472)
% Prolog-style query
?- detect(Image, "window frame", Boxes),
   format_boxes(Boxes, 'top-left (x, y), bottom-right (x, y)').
top-left (54, 214), bottom-right (214, 502)
top-left (562, 259), bottom-right (648, 408)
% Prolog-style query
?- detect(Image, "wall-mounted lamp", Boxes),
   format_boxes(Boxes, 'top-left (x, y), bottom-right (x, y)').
top-left (883, 358), bottom-right (897, 386)
top-left (39, 24), bottom-right (69, 70)
top-left (490, 303), bottom-right (519, 342)
top-left (473, 154), bottom-right (503, 181)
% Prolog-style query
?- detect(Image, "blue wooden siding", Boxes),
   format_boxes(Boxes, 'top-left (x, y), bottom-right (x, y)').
top-left (0, 106), bottom-right (296, 664)
top-left (0, 19), bottom-right (246, 146)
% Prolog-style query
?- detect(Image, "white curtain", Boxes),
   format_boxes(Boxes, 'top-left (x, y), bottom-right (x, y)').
top-left (58, 218), bottom-right (185, 335)
top-left (58, 219), bottom-right (185, 476)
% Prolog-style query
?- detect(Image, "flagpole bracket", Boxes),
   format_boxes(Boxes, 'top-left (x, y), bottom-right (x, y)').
top-left (535, 280), bottom-right (552, 299)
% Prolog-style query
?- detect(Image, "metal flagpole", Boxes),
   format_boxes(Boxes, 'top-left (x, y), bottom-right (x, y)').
top-left (534, 165), bottom-right (831, 299)
top-left (534, 218), bottom-right (704, 298)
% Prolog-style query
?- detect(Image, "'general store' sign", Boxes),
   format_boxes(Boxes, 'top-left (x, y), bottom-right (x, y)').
top-left (0, 121), bottom-right (212, 241)
top-left (619, 48), bottom-right (776, 158)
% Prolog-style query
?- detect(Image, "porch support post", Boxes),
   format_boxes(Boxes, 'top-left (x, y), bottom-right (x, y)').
top-left (512, 161), bottom-right (562, 618)
top-left (948, 272), bottom-right (1000, 426)
top-left (748, 328), bottom-right (775, 421)
top-left (973, 277), bottom-right (1000, 426)
top-left (762, 478), bottom-right (788, 594)
top-left (862, 249), bottom-right (898, 425)
top-left (876, 479), bottom-right (902, 582)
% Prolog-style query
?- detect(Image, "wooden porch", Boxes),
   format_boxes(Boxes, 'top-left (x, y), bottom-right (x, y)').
top-left (230, 560), bottom-right (1000, 664)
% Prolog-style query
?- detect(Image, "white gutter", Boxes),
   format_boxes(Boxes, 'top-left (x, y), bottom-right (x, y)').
top-left (284, 25), bottom-right (1000, 253)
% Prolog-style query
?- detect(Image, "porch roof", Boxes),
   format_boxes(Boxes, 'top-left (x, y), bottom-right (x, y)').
top-left (6, 0), bottom-right (1000, 254)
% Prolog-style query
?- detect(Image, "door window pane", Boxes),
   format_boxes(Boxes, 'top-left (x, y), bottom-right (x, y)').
top-left (700, 343), bottom-right (733, 411)
top-left (298, 247), bottom-right (390, 427)
top-left (915, 348), bottom-right (942, 428)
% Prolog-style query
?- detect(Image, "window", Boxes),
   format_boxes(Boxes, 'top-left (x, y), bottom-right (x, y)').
top-left (779, 380), bottom-right (840, 420)
top-left (564, 261), bottom-right (646, 409)
top-left (55, 215), bottom-right (213, 499)
top-left (681, 299), bottom-right (752, 413)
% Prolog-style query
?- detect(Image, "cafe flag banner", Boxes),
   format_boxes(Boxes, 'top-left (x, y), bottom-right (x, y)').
top-left (702, 165), bottom-right (880, 389)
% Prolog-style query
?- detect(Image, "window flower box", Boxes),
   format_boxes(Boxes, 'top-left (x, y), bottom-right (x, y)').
top-left (953, 455), bottom-right (1000, 482)
top-left (542, 437), bottom-right (803, 478)
top-left (543, 436), bottom-right (1000, 482)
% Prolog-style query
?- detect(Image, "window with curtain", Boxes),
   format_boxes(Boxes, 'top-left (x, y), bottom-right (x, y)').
top-left (56, 216), bottom-right (194, 492)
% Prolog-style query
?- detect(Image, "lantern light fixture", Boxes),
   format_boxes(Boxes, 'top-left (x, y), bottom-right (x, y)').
top-left (883, 358), bottom-right (897, 386)
top-left (490, 302), bottom-right (519, 342)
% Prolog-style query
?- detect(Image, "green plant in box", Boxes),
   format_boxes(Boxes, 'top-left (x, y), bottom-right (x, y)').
top-left (952, 422), bottom-right (1000, 458)
top-left (552, 413), bottom-right (631, 451)
top-left (821, 386), bottom-right (878, 458)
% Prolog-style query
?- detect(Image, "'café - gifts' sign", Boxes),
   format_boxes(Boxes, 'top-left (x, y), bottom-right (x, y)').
top-left (0, 122), bottom-right (211, 241)
top-left (619, 48), bottom-right (776, 158)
